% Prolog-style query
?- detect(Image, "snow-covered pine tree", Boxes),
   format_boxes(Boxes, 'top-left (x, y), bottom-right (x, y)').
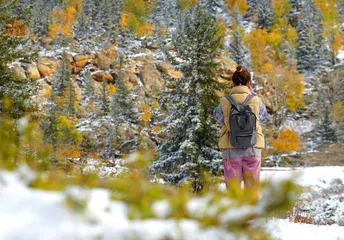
top-left (73, 7), bottom-right (91, 41)
top-left (201, 0), bottom-right (225, 18)
top-left (40, 89), bottom-right (60, 159)
top-left (98, 79), bottom-right (109, 115)
top-left (101, 126), bottom-right (117, 160)
top-left (30, 0), bottom-right (59, 37)
top-left (316, 104), bottom-right (337, 144)
top-left (53, 52), bottom-right (72, 96)
top-left (110, 75), bottom-right (136, 124)
top-left (339, 0), bottom-right (344, 31)
top-left (229, 28), bottom-right (250, 68)
top-left (151, 5), bottom-right (223, 192)
top-left (296, 0), bottom-right (331, 73)
top-left (153, 0), bottom-right (178, 27)
top-left (63, 77), bottom-right (77, 119)
top-left (257, 0), bottom-right (274, 29)
top-left (244, 0), bottom-right (257, 20)
top-left (84, 72), bottom-right (95, 100)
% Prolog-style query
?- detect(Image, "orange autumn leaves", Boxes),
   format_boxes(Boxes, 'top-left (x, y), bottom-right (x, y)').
top-left (5, 20), bottom-right (27, 36)
top-left (272, 128), bottom-right (302, 152)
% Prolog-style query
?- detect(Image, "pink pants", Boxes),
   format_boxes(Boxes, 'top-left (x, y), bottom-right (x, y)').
top-left (223, 156), bottom-right (261, 188)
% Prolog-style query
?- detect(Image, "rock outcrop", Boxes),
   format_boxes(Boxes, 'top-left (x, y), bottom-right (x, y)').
top-left (23, 63), bottom-right (41, 80)
top-left (157, 63), bottom-right (184, 78)
top-left (37, 57), bottom-right (58, 78)
top-left (139, 65), bottom-right (164, 94)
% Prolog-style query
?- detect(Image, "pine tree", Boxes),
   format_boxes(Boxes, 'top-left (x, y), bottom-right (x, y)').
top-left (30, 0), bottom-right (60, 37)
top-left (151, 6), bottom-right (223, 192)
top-left (63, 77), bottom-right (77, 118)
top-left (99, 79), bottom-right (109, 114)
top-left (296, 0), bottom-right (331, 72)
top-left (229, 28), bottom-right (250, 68)
top-left (0, 0), bottom-right (37, 118)
top-left (101, 127), bottom-right (117, 160)
top-left (257, 0), bottom-right (274, 29)
top-left (316, 104), bottom-right (337, 144)
top-left (84, 72), bottom-right (95, 99)
top-left (110, 75), bottom-right (136, 124)
top-left (53, 52), bottom-right (72, 96)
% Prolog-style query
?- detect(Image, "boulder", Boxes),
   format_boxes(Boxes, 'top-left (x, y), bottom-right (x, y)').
top-left (133, 55), bottom-right (156, 65)
top-left (91, 71), bottom-right (114, 83)
top-left (39, 37), bottom-right (53, 48)
top-left (96, 44), bottom-right (117, 70)
top-left (146, 41), bottom-right (159, 50)
top-left (157, 63), bottom-right (184, 78)
top-left (215, 56), bottom-right (237, 81)
top-left (37, 57), bottom-right (58, 78)
top-left (24, 63), bottom-right (41, 80)
top-left (117, 70), bottom-right (139, 90)
top-left (72, 54), bottom-right (95, 73)
top-left (11, 65), bottom-right (26, 79)
top-left (139, 65), bottom-right (164, 94)
top-left (37, 80), bottom-right (51, 102)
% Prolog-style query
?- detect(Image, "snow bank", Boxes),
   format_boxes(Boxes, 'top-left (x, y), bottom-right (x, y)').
top-left (267, 219), bottom-right (344, 240)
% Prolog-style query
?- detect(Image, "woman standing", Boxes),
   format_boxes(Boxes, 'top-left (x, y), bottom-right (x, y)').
top-left (214, 66), bottom-right (266, 188)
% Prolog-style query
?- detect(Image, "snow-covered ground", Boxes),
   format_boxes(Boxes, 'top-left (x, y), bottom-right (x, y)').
top-left (267, 219), bottom-right (344, 240)
top-left (0, 166), bottom-right (343, 240)
top-left (261, 167), bottom-right (344, 240)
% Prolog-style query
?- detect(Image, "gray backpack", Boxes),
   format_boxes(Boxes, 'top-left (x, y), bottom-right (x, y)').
top-left (225, 94), bottom-right (257, 148)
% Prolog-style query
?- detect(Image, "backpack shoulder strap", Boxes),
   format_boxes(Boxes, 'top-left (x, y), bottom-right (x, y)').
top-left (225, 95), bottom-right (239, 110)
top-left (243, 94), bottom-right (255, 106)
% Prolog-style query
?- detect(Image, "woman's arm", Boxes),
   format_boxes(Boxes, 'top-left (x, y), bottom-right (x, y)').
top-left (213, 105), bottom-right (224, 125)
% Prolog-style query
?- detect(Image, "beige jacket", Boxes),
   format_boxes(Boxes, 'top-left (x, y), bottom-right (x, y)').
top-left (218, 86), bottom-right (265, 149)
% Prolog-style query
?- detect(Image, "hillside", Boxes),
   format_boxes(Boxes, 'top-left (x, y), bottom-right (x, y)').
top-left (1, 0), bottom-right (344, 239)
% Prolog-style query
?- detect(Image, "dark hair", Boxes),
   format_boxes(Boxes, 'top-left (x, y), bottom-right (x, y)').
top-left (232, 65), bottom-right (251, 86)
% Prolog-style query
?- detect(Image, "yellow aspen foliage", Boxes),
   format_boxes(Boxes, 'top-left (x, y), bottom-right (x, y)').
top-left (261, 63), bottom-right (275, 73)
top-left (44, 86), bottom-right (52, 98)
top-left (139, 103), bottom-right (150, 112)
top-left (272, 128), bottom-right (302, 152)
top-left (63, 0), bottom-right (82, 11)
top-left (332, 100), bottom-right (344, 123)
top-left (244, 28), bottom-right (269, 72)
top-left (151, 125), bottom-right (161, 132)
top-left (141, 111), bottom-right (152, 123)
top-left (48, 5), bottom-right (79, 39)
top-left (273, 0), bottom-right (292, 23)
top-left (331, 31), bottom-right (342, 56)
top-left (160, 27), bottom-right (168, 39)
top-left (56, 96), bottom-right (66, 107)
top-left (315, 0), bottom-right (342, 57)
top-left (88, 99), bottom-right (95, 112)
top-left (217, 18), bottom-right (226, 45)
top-left (56, 115), bottom-right (82, 143)
top-left (152, 99), bottom-right (160, 109)
top-left (56, 146), bottom-right (81, 159)
top-left (5, 20), bottom-right (27, 36)
top-left (177, 0), bottom-right (198, 10)
top-left (269, 64), bottom-right (304, 112)
top-left (120, 0), bottom-right (155, 37)
top-left (106, 84), bottom-right (117, 96)
top-left (224, 0), bottom-right (248, 14)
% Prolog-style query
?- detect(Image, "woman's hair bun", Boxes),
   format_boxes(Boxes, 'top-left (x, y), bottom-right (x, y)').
top-left (236, 65), bottom-right (242, 72)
